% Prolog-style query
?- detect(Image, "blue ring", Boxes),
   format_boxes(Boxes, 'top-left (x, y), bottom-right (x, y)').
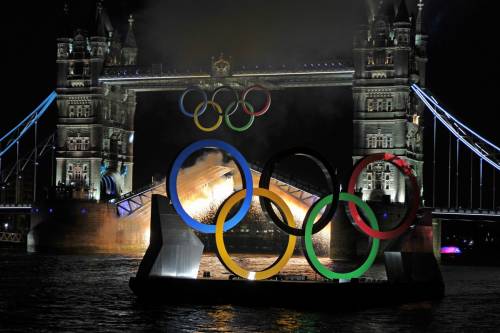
top-left (179, 86), bottom-right (208, 118)
top-left (168, 139), bottom-right (253, 233)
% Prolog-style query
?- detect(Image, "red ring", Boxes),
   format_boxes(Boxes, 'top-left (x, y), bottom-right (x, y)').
top-left (347, 153), bottom-right (420, 240)
top-left (241, 85), bottom-right (271, 117)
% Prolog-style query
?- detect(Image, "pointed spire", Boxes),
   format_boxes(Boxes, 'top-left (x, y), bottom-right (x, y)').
top-left (395, 0), bottom-right (410, 23)
top-left (384, 1), bottom-right (396, 23)
top-left (356, 0), bottom-right (370, 25)
top-left (94, 0), bottom-right (107, 37)
top-left (58, 2), bottom-right (72, 38)
top-left (124, 14), bottom-right (137, 48)
top-left (416, 0), bottom-right (426, 34)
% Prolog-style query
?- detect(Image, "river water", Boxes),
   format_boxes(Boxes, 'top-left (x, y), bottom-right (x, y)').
top-left (1, 253), bottom-right (499, 332)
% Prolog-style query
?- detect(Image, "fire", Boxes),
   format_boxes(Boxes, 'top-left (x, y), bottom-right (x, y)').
top-left (173, 150), bottom-right (331, 250)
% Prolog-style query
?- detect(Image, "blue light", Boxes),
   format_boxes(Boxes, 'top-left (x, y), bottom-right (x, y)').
top-left (81, 208), bottom-right (87, 214)
top-left (0, 91), bottom-right (57, 144)
top-left (383, 211), bottom-right (389, 220)
top-left (48, 208), bottom-right (54, 213)
top-left (0, 92), bottom-right (57, 158)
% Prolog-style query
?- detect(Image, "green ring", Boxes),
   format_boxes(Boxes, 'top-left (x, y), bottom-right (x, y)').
top-left (303, 192), bottom-right (380, 280)
top-left (224, 101), bottom-right (255, 132)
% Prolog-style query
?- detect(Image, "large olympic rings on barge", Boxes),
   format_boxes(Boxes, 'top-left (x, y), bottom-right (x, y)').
top-left (178, 85), bottom-right (271, 132)
top-left (168, 140), bottom-right (420, 281)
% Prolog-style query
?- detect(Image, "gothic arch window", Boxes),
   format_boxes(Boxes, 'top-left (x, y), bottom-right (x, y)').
top-left (83, 64), bottom-right (90, 76)
top-left (67, 134), bottom-right (90, 151)
top-left (66, 162), bottom-right (89, 187)
top-left (387, 99), bottom-right (393, 112)
top-left (367, 55), bottom-right (375, 65)
top-left (367, 132), bottom-right (393, 149)
top-left (367, 99), bottom-right (375, 112)
top-left (385, 53), bottom-right (393, 65)
top-left (377, 100), bottom-right (385, 111)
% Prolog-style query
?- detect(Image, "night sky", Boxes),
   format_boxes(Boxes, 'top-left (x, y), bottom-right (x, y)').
top-left (1, 0), bottom-right (498, 196)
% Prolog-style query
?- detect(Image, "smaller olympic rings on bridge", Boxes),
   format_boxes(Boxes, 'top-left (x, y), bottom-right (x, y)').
top-left (347, 153), bottom-right (420, 240)
top-left (167, 139), bottom-right (254, 234)
top-left (179, 86), bottom-right (208, 118)
top-left (258, 148), bottom-right (339, 236)
top-left (194, 101), bottom-right (223, 132)
top-left (224, 101), bottom-right (255, 132)
top-left (302, 192), bottom-right (380, 280)
top-left (241, 85), bottom-right (272, 117)
top-left (211, 86), bottom-right (240, 117)
top-left (179, 85), bottom-right (272, 131)
top-left (215, 188), bottom-right (297, 280)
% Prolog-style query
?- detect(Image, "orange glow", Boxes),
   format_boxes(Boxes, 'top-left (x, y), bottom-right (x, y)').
top-left (167, 151), bottom-right (330, 248)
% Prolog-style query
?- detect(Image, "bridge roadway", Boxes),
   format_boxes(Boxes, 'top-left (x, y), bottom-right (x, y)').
top-left (99, 66), bottom-right (355, 91)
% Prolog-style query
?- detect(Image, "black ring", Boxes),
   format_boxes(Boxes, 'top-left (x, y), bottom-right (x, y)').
top-left (258, 148), bottom-right (339, 236)
top-left (211, 86), bottom-right (240, 117)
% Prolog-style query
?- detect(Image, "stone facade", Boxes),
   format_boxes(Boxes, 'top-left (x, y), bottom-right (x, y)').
top-left (352, 0), bottom-right (427, 203)
top-left (56, 2), bottom-right (137, 200)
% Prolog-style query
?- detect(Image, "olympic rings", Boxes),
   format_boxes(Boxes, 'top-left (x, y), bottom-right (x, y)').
top-left (178, 85), bottom-right (271, 132)
top-left (216, 188), bottom-right (297, 280)
top-left (241, 85), bottom-right (272, 117)
top-left (224, 101), bottom-right (255, 132)
top-left (168, 140), bottom-right (421, 280)
top-left (302, 193), bottom-right (380, 280)
top-left (194, 101), bottom-right (223, 132)
top-left (212, 86), bottom-right (239, 117)
top-left (179, 86), bottom-right (208, 118)
top-left (258, 148), bottom-right (339, 236)
top-left (167, 139), bottom-right (254, 233)
top-left (347, 153), bottom-right (420, 240)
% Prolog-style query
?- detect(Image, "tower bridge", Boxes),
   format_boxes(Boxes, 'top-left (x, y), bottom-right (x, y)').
top-left (54, 0), bottom-right (427, 204)
top-left (1, 1), bottom-right (499, 252)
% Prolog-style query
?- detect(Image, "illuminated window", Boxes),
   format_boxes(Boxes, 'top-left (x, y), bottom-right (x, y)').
top-left (67, 135), bottom-right (90, 151)
top-left (367, 55), bottom-right (375, 65)
top-left (367, 99), bottom-right (375, 112)
top-left (385, 53), bottom-right (393, 65)
top-left (367, 133), bottom-right (393, 149)
top-left (67, 163), bottom-right (89, 186)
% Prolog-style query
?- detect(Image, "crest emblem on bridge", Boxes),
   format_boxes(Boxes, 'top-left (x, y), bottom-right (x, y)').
top-left (211, 53), bottom-right (232, 77)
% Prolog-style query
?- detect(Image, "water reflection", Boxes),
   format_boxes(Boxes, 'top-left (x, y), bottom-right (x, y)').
top-left (1, 253), bottom-right (499, 332)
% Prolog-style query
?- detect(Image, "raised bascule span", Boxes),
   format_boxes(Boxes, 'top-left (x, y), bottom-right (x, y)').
top-left (113, 166), bottom-right (324, 219)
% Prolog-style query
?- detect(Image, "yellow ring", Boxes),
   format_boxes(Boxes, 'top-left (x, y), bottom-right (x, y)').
top-left (215, 188), bottom-right (297, 280)
top-left (193, 101), bottom-right (223, 132)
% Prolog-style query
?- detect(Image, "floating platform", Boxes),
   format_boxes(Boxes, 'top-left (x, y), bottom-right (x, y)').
top-left (129, 276), bottom-right (444, 310)
top-left (130, 195), bottom-right (445, 311)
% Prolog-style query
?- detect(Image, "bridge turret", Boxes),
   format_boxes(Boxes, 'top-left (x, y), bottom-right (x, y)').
top-left (105, 31), bottom-right (122, 66)
top-left (89, 1), bottom-right (111, 85)
top-left (352, 0), bottom-right (425, 203)
top-left (372, 1), bottom-right (391, 47)
top-left (56, 3), bottom-right (73, 87)
top-left (394, 0), bottom-right (411, 47)
top-left (415, 0), bottom-right (428, 87)
top-left (122, 15), bottom-right (138, 66)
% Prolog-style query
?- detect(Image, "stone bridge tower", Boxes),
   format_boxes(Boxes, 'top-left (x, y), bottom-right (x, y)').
top-left (55, 1), bottom-right (137, 201)
top-left (352, 0), bottom-right (427, 203)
